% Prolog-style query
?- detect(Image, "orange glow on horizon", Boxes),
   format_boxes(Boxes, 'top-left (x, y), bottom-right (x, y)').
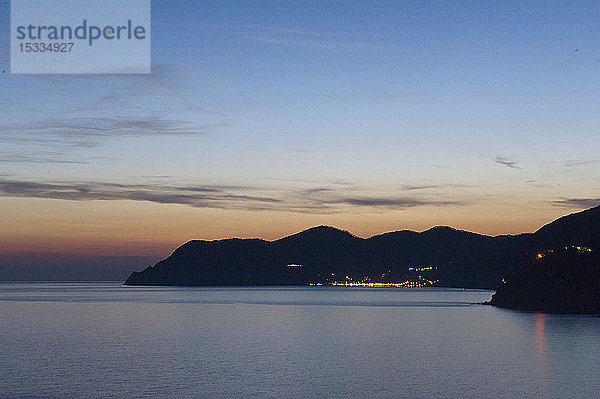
top-left (0, 196), bottom-right (585, 257)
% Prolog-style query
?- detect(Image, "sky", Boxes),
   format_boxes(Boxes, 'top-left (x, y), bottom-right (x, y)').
top-left (1, 1), bottom-right (599, 267)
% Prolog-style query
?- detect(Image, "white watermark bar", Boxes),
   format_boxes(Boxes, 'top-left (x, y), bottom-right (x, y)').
top-left (10, 0), bottom-right (150, 74)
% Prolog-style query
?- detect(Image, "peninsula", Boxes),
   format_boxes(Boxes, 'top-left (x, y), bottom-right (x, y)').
top-left (125, 205), bottom-right (600, 291)
top-left (487, 245), bottom-right (600, 313)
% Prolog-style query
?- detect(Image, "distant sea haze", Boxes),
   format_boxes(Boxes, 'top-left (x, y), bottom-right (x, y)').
top-left (0, 253), bottom-right (159, 282)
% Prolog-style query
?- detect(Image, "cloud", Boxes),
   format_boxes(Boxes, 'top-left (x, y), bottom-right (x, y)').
top-left (0, 134), bottom-right (100, 148)
top-left (0, 154), bottom-right (86, 164)
top-left (251, 35), bottom-right (396, 52)
top-left (400, 183), bottom-right (476, 191)
top-left (0, 178), bottom-right (467, 213)
top-left (1, 117), bottom-right (226, 139)
top-left (300, 187), bottom-right (336, 195)
top-left (261, 177), bottom-right (354, 186)
top-left (129, 175), bottom-right (173, 179)
top-left (401, 184), bottom-right (443, 191)
top-left (495, 156), bottom-right (522, 169)
top-left (553, 198), bottom-right (600, 209)
top-left (0, 114), bottom-right (228, 165)
top-left (24, 65), bottom-right (224, 116)
top-left (563, 159), bottom-right (598, 167)
top-left (0, 137), bottom-right (100, 164)
top-left (293, 186), bottom-right (467, 211)
top-left (0, 179), bottom-right (280, 210)
top-left (23, 64), bottom-right (187, 93)
top-left (297, 91), bottom-right (334, 98)
top-left (1, 64), bottom-right (230, 165)
top-left (327, 196), bottom-right (465, 209)
top-left (200, 21), bottom-right (397, 53)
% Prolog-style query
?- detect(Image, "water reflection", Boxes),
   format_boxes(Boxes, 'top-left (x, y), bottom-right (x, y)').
top-left (534, 313), bottom-right (548, 397)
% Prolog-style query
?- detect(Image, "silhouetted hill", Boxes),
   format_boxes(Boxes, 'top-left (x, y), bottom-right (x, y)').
top-left (534, 205), bottom-right (600, 249)
top-left (278, 225), bottom-right (358, 243)
top-left (124, 205), bottom-right (600, 289)
top-left (270, 226), bottom-right (368, 279)
top-left (127, 238), bottom-right (272, 286)
top-left (488, 246), bottom-right (600, 313)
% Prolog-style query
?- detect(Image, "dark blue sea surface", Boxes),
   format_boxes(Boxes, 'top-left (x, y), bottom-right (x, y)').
top-left (0, 283), bottom-right (599, 398)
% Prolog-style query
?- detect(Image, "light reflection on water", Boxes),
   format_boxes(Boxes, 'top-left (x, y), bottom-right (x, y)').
top-left (534, 313), bottom-right (548, 398)
top-left (0, 283), bottom-right (599, 399)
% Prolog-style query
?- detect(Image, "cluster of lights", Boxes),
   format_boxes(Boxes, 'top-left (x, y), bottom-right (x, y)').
top-left (328, 280), bottom-right (439, 288)
top-left (304, 265), bottom-right (441, 288)
top-left (571, 246), bottom-right (592, 253)
top-left (407, 266), bottom-right (435, 271)
top-left (312, 273), bottom-right (439, 288)
top-left (537, 246), bottom-right (592, 259)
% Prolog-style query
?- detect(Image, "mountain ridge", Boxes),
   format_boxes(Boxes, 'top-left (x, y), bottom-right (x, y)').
top-left (124, 205), bottom-right (600, 289)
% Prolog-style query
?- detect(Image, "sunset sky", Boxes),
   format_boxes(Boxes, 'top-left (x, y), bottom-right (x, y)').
top-left (1, 1), bottom-right (599, 264)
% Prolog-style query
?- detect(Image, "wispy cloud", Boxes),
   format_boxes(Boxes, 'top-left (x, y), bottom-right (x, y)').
top-left (23, 64), bottom-right (190, 95)
top-left (553, 198), bottom-right (600, 209)
top-left (326, 196), bottom-right (465, 208)
top-left (261, 177), bottom-right (354, 186)
top-left (300, 187), bottom-right (336, 195)
top-left (288, 186), bottom-right (468, 212)
top-left (0, 153), bottom-right (86, 164)
top-left (198, 21), bottom-right (398, 53)
top-left (563, 159), bottom-right (598, 167)
top-left (400, 183), bottom-right (475, 191)
top-left (297, 91), bottom-right (334, 98)
top-left (0, 116), bottom-right (227, 165)
top-left (1, 64), bottom-right (230, 165)
top-left (0, 133), bottom-right (99, 148)
top-left (0, 117), bottom-right (226, 139)
top-left (129, 175), bottom-right (173, 179)
top-left (0, 179), bottom-right (280, 210)
top-left (0, 178), bottom-right (467, 214)
top-left (250, 35), bottom-right (396, 52)
top-left (495, 156), bottom-right (522, 169)
top-left (401, 184), bottom-right (443, 191)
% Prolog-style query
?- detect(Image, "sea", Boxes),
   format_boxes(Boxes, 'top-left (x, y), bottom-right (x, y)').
top-left (0, 283), bottom-right (599, 399)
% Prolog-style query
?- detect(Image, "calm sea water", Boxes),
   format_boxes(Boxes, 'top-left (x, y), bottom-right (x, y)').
top-left (0, 283), bottom-right (599, 399)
